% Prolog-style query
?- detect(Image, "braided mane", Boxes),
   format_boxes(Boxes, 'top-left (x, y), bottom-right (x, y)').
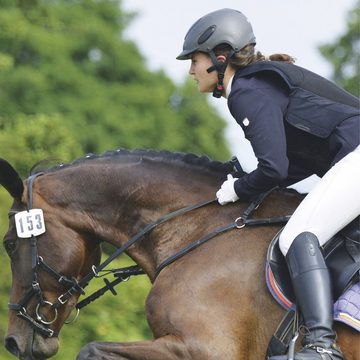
top-left (31, 148), bottom-right (235, 175)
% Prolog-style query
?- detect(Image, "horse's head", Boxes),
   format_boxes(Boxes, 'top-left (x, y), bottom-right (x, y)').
top-left (0, 159), bottom-right (101, 360)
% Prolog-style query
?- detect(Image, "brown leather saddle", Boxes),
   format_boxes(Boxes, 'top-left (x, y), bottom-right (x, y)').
top-left (265, 217), bottom-right (360, 358)
top-left (266, 216), bottom-right (360, 308)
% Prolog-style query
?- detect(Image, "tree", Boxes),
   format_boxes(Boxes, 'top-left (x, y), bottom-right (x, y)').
top-left (0, 113), bottom-right (82, 175)
top-left (319, 1), bottom-right (360, 97)
top-left (0, 0), bottom-right (230, 167)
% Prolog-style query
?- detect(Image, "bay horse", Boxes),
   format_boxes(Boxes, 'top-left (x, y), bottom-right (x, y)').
top-left (1, 149), bottom-right (358, 360)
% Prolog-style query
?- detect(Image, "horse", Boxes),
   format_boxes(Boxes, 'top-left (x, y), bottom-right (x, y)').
top-left (1, 149), bottom-right (359, 360)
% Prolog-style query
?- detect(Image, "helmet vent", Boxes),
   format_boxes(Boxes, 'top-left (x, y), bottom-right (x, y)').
top-left (198, 25), bottom-right (216, 45)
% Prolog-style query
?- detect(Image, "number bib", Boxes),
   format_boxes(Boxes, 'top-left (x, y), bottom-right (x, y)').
top-left (15, 209), bottom-right (46, 238)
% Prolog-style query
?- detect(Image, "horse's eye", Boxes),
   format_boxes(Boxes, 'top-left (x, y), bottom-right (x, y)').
top-left (4, 240), bottom-right (17, 255)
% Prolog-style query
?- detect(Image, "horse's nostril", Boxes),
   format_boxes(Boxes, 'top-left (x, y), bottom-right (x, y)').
top-left (5, 336), bottom-right (20, 357)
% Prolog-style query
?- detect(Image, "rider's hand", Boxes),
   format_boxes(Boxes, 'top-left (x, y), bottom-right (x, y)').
top-left (216, 174), bottom-right (239, 205)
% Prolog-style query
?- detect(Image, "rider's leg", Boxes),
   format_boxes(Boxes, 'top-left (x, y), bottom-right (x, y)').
top-left (270, 146), bottom-right (360, 359)
top-left (279, 145), bottom-right (360, 256)
top-left (285, 232), bottom-right (343, 359)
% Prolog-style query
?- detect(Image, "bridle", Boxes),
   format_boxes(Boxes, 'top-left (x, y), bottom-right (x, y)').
top-left (8, 173), bottom-right (85, 338)
top-left (7, 170), bottom-right (292, 338)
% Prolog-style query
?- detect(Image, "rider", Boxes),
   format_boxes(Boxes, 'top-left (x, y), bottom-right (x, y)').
top-left (177, 8), bottom-right (360, 360)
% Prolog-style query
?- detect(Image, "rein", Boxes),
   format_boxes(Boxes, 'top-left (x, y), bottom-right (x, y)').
top-left (54, 198), bottom-right (218, 310)
top-left (154, 188), bottom-right (291, 278)
top-left (10, 173), bottom-right (291, 338)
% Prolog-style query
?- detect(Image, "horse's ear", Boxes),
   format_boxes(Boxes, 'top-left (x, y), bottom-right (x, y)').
top-left (0, 158), bottom-right (24, 199)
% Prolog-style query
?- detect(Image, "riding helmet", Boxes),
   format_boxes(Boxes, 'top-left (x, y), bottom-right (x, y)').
top-left (177, 8), bottom-right (256, 60)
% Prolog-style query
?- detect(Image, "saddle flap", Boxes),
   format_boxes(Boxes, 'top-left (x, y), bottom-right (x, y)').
top-left (266, 230), bottom-right (295, 308)
top-left (266, 229), bottom-right (360, 309)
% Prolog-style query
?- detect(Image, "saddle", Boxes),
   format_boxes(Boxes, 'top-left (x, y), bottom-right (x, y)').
top-left (266, 216), bottom-right (360, 328)
top-left (265, 217), bottom-right (360, 358)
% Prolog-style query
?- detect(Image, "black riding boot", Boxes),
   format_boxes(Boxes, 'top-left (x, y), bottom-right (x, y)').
top-left (269, 232), bottom-right (345, 360)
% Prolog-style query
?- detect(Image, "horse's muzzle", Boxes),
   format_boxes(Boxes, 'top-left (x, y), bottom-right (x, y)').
top-left (5, 336), bottom-right (21, 358)
top-left (5, 332), bottom-right (59, 360)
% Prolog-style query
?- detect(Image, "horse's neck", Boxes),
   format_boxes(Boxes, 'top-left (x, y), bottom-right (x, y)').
top-left (62, 161), bottom-right (221, 277)
top-left (113, 168), bottom-right (220, 276)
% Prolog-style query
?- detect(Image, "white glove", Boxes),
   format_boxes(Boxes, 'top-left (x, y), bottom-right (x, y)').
top-left (216, 174), bottom-right (239, 205)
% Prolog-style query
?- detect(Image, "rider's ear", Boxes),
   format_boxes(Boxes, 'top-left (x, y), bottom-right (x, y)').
top-left (216, 55), bottom-right (227, 63)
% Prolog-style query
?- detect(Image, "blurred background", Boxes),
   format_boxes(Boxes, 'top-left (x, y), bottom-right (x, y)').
top-left (0, 1), bottom-right (358, 359)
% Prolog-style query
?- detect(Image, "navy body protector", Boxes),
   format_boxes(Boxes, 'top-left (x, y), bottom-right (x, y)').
top-left (234, 61), bottom-right (360, 138)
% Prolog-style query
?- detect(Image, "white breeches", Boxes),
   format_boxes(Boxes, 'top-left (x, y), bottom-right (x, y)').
top-left (279, 145), bottom-right (360, 256)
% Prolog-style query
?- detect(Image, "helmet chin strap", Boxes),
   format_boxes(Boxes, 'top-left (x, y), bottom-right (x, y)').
top-left (207, 50), bottom-right (235, 98)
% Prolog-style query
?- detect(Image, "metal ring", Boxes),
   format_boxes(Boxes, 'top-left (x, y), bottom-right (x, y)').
top-left (35, 301), bottom-right (58, 325)
top-left (92, 265), bottom-right (100, 277)
top-left (64, 307), bottom-right (80, 325)
top-left (235, 217), bottom-right (246, 229)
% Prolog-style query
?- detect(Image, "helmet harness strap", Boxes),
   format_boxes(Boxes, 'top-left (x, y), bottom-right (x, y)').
top-left (207, 50), bottom-right (235, 98)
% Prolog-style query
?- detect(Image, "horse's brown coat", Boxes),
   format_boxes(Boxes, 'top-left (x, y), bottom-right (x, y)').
top-left (2, 150), bottom-right (359, 359)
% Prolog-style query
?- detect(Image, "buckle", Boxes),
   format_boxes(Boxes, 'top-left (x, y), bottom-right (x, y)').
top-left (32, 281), bottom-right (41, 292)
top-left (92, 265), bottom-right (100, 277)
top-left (316, 346), bottom-right (333, 354)
top-left (57, 294), bottom-right (68, 305)
top-left (305, 344), bottom-right (334, 355)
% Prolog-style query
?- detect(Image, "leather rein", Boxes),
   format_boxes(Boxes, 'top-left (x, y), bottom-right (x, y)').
top-left (8, 172), bottom-right (291, 338)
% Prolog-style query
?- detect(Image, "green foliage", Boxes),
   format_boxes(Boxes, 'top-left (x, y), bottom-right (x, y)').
top-left (319, 1), bottom-right (360, 97)
top-left (0, 0), bottom-right (230, 160)
top-left (169, 79), bottom-right (230, 156)
top-left (0, 113), bottom-right (82, 176)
